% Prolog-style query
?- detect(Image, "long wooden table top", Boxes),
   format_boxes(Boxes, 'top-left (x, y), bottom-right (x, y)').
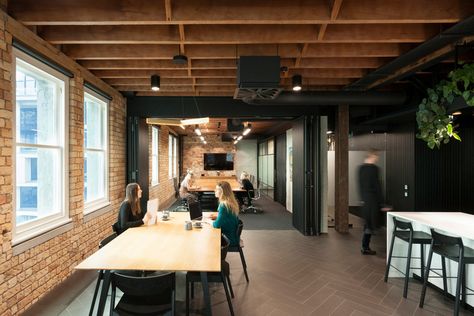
top-left (190, 177), bottom-right (244, 192)
top-left (388, 212), bottom-right (474, 240)
top-left (76, 212), bottom-right (221, 272)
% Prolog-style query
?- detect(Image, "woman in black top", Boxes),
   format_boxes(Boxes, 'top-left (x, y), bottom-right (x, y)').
top-left (117, 183), bottom-right (145, 234)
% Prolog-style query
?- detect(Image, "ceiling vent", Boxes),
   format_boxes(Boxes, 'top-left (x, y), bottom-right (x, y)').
top-left (234, 56), bottom-right (282, 102)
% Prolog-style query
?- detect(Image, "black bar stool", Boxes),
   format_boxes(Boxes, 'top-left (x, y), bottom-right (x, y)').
top-left (384, 217), bottom-right (432, 298)
top-left (419, 229), bottom-right (474, 316)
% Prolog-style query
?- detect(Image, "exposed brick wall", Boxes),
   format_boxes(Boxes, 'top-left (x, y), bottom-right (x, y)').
top-left (182, 135), bottom-right (236, 177)
top-left (0, 12), bottom-right (127, 315)
top-left (148, 126), bottom-right (177, 209)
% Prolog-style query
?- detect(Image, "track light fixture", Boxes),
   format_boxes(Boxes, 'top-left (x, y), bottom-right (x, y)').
top-left (243, 123), bottom-right (252, 136)
top-left (151, 75), bottom-right (160, 91)
top-left (292, 74), bottom-right (302, 92)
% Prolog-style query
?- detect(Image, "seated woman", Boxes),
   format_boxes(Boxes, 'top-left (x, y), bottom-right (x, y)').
top-left (116, 183), bottom-right (152, 235)
top-left (212, 181), bottom-right (240, 246)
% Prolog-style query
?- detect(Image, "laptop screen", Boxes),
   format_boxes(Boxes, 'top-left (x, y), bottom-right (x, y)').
top-left (188, 201), bottom-right (203, 221)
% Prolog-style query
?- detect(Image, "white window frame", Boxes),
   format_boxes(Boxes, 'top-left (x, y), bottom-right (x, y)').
top-left (168, 134), bottom-right (178, 179)
top-left (83, 88), bottom-right (110, 214)
top-left (151, 126), bottom-right (159, 186)
top-left (12, 48), bottom-right (70, 245)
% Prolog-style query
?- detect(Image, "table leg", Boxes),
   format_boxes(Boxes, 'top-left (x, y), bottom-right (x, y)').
top-left (96, 270), bottom-right (111, 316)
top-left (200, 271), bottom-right (212, 316)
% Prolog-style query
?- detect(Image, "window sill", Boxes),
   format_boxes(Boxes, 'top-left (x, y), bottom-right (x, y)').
top-left (84, 203), bottom-right (113, 223)
top-left (13, 219), bottom-right (73, 255)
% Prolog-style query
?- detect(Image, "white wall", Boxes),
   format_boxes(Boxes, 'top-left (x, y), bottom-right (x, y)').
top-left (235, 139), bottom-right (258, 183)
top-left (327, 151), bottom-right (386, 207)
top-left (286, 129), bottom-right (293, 212)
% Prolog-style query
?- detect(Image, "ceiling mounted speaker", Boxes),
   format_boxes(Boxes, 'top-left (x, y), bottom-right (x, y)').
top-left (173, 54), bottom-right (188, 64)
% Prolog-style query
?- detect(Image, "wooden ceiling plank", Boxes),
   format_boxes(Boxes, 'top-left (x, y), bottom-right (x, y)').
top-left (179, 23), bottom-right (185, 53)
top-left (42, 24), bottom-right (438, 44)
top-left (10, 0), bottom-right (472, 25)
top-left (295, 43), bottom-right (309, 68)
top-left (330, 0), bottom-right (344, 20)
top-left (65, 43), bottom-right (411, 60)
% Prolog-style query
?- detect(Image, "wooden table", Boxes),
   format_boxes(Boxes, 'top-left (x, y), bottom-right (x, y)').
top-left (190, 177), bottom-right (244, 192)
top-left (387, 212), bottom-right (474, 307)
top-left (76, 212), bottom-right (221, 316)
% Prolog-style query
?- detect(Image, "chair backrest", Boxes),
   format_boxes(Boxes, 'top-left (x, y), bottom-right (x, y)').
top-left (430, 228), bottom-right (464, 250)
top-left (393, 217), bottom-right (413, 232)
top-left (188, 201), bottom-right (202, 220)
top-left (99, 233), bottom-right (117, 249)
top-left (236, 219), bottom-right (244, 239)
top-left (221, 234), bottom-right (230, 261)
top-left (112, 271), bottom-right (175, 300)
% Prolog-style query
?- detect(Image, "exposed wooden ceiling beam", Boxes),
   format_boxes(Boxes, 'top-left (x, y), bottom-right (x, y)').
top-left (39, 24), bottom-right (437, 44)
top-left (10, 0), bottom-right (472, 25)
top-left (295, 43), bottom-right (309, 68)
top-left (93, 68), bottom-right (365, 79)
top-left (79, 57), bottom-right (385, 70)
top-left (319, 0), bottom-right (344, 41)
top-left (164, 0), bottom-right (172, 22)
top-left (64, 43), bottom-right (412, 59)
top-left (178, 23), bottom-right (185, 53)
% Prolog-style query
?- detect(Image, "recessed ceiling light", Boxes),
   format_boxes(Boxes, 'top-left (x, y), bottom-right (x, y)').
top-left (452, 111), bottom-right (462, 116)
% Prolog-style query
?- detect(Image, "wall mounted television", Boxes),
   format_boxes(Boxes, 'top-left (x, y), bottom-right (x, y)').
top-left (204, 153), bottom-right (234, 170)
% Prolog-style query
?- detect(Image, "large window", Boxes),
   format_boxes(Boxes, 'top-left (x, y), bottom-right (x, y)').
top-left (168, 134), bottom-right (178, 179)
top-left (84, 89), bottom-right (108, 212)
top-left (258, 138), bottom-right (275, 199)
top-left (14, 49), bottom-right (69, 243)
top-left (151, 126), bottom-right (159, 185)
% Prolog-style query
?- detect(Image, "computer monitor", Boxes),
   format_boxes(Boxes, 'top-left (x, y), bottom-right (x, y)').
top-left (188, 201), bottom-right (203, 221)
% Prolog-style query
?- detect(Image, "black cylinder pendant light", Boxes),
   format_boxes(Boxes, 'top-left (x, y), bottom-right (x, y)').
top-left (292, 74), bottom-right (302, 92)
top-left (151, 75), bottom-right (160, 91)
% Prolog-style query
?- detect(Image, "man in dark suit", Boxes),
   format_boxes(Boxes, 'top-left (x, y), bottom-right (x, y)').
top-left (358, 149), bottom-right (390, 255)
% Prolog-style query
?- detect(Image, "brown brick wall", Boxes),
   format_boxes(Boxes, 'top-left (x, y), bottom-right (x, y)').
top-left (182, 135), bottom-right (236, 177)
top-left (0, 13), bottom-right (126, 315)
top-left (148, 126), bottom-right (177, 209)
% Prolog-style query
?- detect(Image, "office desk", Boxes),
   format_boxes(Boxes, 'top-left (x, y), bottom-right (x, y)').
top-left (387, 212), bottom-right (474, 307)
top-left (190, 177), bottom-right (244, 192)
top-left (76, 212), bottom-right (220, 315)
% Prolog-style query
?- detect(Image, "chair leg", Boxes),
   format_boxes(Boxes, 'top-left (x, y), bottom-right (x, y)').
top-left (419, 246), bottom-right (434, 308)
top-left (238, 247), bottom-right (249, 282)
top-left (420, 244), bottom-right (425, 282)
top-left (186, 278), bottom-right (190, 316)
top-left (403, 240), bottom-right (413, 298)
top-left (454, 259), bottom-right (464, 316)
top-left (110, 282), bottom-right (116, 316)
top-left (191, 281), bottom-right (194, 299)
top-left (88, 270), bottom-right (103, 316)
top-left (384, 233), bottom-right (396, 282)
top-left (462, 263), bottom-right (467, 308)
top-left (221, 272), bottom-right (235, 316)
top-left (441, 256), bottom-right (448, 297)
top-left (226, 273), bottom-right (234, 298)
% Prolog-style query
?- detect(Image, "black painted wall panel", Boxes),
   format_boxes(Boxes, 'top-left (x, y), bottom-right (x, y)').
top-left (386, 123), bottom-right (415, 211)
top-left (292, 117), bottom-right (306, 233)
top-left (275, 133), bottom-right (287, 206)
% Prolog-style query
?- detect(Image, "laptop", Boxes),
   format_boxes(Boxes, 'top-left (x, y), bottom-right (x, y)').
top-left (188, 201), bottom-right (203, 221)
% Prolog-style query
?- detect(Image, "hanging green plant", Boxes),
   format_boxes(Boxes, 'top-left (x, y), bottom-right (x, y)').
top-left (416, 63), bottom-right (474, 149)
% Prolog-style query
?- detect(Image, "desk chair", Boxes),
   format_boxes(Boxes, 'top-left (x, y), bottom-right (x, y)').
top-left (419, 229), bottom-right (474, 316)
top-left (89, 233), bottom-right (117, 316)
top-left (228, 219), bottom-right (250, 282)
top-left (110, 271), bottom-right (175, 316)
top-left (242, 187), bottom-right (262, 214)
top-left (186, 235), bottom-right (234, 316)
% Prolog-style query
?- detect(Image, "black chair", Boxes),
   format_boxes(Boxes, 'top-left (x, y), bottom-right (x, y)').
top-left (228, 219), bottom-right (249, 283)
top-left (384, 217), bottom-right (431, 298)
top-left (110, 271), bottom-right (176, 316)
top-left (89, 233), bottom-right (117, 316)
top-left (186, 235), bottom-right (234, 316)
top-left (419, 229), bottom-right (474, 316)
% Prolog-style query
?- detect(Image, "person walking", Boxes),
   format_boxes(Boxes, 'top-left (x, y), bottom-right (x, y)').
top-left (358, 149), bottom-right (390, 255)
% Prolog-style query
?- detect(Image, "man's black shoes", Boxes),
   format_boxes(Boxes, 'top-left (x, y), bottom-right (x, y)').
top-left (361, 248), bottom-right (376, 255)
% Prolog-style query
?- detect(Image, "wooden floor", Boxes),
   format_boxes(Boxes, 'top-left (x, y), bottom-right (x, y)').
top-left (25, 214), bottom-right (470, 315)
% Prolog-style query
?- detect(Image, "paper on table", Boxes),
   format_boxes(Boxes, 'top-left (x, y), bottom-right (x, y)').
top-left (146, 198), bottom-right (159, 225)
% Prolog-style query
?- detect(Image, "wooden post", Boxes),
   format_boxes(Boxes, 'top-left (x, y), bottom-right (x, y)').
top-left (335, 104), bottom-right (349, 233)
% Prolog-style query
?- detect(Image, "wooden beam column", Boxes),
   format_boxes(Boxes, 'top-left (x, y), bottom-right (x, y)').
top-left (335, 104), bottom-right (349, 233)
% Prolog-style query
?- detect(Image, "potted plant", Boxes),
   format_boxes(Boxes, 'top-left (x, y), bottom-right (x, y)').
top-left (416, 63), bottom-right (474, 149)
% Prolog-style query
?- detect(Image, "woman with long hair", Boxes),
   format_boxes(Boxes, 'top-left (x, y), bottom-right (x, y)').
top-left (117, 183), bottom-right (146, 234)
top-left (212, 181), bottom-right (240, 246)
